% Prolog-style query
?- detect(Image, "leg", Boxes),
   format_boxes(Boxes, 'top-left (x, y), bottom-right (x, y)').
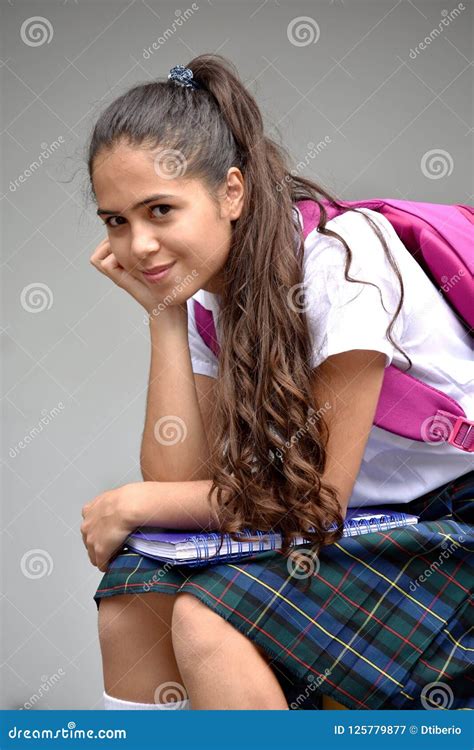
top-left (98, 592), bottom-right (187, 704)
top-left (171, 593), bottom-right (289, 710)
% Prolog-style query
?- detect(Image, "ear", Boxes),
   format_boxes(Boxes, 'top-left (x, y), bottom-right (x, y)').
top-left (224, 167), bottom-right (245, 221)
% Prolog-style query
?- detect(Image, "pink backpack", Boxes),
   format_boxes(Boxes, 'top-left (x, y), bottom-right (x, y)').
top-left (194, 198), bottom-right (474, 453)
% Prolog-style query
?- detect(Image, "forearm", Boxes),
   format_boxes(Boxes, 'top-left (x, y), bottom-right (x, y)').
top-left (128, 479), bottom-right (224, 532)
top-left (140, 308), bottom-right (212, 482)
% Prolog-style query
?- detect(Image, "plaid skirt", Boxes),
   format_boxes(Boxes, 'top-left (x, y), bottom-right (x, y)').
top-left (94, 469), bottom-right (474, 710)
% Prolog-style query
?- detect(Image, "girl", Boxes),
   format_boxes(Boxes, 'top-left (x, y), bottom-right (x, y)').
top-left (81, 54), bottom-right (473, 711)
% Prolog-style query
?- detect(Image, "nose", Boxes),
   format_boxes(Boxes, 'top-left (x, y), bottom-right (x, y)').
top-left (129, 226), bottom-right (161, 263)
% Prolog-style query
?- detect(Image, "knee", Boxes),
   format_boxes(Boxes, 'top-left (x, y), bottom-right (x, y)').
top-left (171, 593), bottom-right (224, 669)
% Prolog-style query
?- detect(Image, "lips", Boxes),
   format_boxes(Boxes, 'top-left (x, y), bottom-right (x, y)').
top-left (142, 261), bottom-right (175, 274)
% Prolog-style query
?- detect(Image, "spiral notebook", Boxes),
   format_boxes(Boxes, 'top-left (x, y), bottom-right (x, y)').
top-left (123, 508), bottom-right (419, 567)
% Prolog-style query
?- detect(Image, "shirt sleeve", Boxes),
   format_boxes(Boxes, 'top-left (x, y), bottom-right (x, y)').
top-left (303, 208), bottom-right (405, 370)
top-left (186, 297), bottom-right (219, 378)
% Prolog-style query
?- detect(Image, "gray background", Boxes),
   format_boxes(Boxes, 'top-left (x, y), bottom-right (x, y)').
top-left (1, 0), bottom-right (472, 710)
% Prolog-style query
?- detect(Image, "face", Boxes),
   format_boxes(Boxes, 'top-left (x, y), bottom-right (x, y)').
top-left (92, 142), bottom-right (244, 299)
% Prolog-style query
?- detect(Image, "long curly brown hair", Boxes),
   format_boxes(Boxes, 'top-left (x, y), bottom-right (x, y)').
top-left (87, 53), bottom-right (411, 578)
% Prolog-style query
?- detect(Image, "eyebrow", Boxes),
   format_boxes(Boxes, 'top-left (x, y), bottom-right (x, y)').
top-left (96, 193), bottom-right (176, 216)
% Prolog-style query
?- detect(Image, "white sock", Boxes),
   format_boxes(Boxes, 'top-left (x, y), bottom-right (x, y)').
top-left (103, 690), bottom-right (191, 710)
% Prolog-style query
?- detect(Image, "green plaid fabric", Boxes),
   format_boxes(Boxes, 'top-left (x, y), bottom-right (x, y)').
top-left (94, 470), bottom-right (474, 710)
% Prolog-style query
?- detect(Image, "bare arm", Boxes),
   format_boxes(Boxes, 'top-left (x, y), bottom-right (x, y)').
top-left (311, 349), bottom-right (387, 514)
top-left (140, 305), bottom-right (213, 482)
top-left (128, 478), bottom-right (224, 532)
top-left (137, 349), bottom-right (386, 532)
top-left (134, 350), bottom-right (386, 530)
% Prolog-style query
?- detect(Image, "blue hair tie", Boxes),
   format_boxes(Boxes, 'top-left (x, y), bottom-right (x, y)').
top-left (168, 64), bottom-right (200, 90)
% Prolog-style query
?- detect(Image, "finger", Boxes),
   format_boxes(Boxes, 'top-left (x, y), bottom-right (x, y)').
top-left (90, 237), bottom-right (110, 258)
top-left (100, 253), bottom-right (123, 273)
top-left (90, 239), bottom-right (112, 266)
top-left (99, 254), bottom-right (128, 286)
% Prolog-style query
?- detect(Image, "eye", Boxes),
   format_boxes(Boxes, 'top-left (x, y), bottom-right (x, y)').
top-left (104, 204), bottom-right (172, 228)
top-left (151, 204), bottom-right (172, 218)
top-left (104, 215), bottom-right (126, 228)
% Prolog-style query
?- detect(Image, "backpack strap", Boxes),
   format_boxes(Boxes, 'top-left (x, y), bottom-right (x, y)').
top-left (192, 199), bottom-right (474, 453)
top-left (373, 365), bottom-right (473, 451)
